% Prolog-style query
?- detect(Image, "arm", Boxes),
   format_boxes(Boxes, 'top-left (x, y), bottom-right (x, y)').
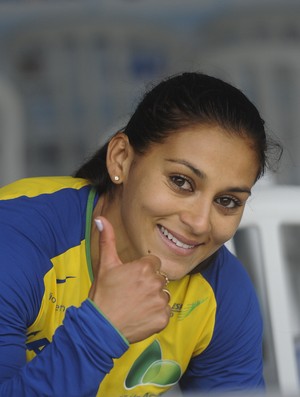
top-left (0, 300), bottom-right (128, 397)
top-left (0, 215), bottom-right (170, 397)
top-left (0, 223), bottom-right (128, 397)
top-left (0, 237), bottom-right (129, 397)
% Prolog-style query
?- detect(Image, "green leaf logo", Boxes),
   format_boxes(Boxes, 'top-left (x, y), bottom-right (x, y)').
top-left (125, 340), bottom-right (181, 389)
top-left (178, 298), bottom-right (208, 320)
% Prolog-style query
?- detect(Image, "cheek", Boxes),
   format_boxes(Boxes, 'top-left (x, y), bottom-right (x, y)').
top-left (212, 216), bottom-right (242, 244)
top-left (137, 194), bottom-right (172, 219)
top-left (120, 184), bottom-right (166, 225)
top-left (124, 176), bottom-right (171, 216)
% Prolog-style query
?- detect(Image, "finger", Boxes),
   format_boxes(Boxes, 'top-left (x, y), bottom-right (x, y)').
top-left (94, 216), bottom-right (122, 270)
top-left (142, 254), bottom-right (162, 273)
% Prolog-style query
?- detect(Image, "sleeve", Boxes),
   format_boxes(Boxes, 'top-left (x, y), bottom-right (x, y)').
top-left (179, 248), bottom-right (265, 393)
top-left (0, 300), bottom-right (128, 397)
top-left (0, 226), bottom-right (128, 397)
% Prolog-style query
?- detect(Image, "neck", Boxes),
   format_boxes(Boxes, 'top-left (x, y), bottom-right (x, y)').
top-left (90, 194), bottom-right (107, 276)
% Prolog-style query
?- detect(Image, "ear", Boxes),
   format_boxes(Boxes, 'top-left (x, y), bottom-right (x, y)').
top-left (106, 132), bottom-right (134, 184)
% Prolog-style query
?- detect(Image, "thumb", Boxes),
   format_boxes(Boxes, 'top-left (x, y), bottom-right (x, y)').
top-left (94, 216), bottom-right (123, 271)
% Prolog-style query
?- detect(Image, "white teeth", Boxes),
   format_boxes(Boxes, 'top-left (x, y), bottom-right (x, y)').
top-left (160, 226), bottom-right (195, 249)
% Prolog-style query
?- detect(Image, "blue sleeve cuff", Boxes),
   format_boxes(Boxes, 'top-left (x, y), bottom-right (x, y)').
top-left (87, 298), bottom-right (129, 346)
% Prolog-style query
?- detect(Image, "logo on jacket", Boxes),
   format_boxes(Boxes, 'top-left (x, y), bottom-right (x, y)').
top-left (125, 340), bottom-right (181, 389)
top-left (171, 298), bottom-right (208, 320)
top-left (56, 276), bottom-right (76, 284)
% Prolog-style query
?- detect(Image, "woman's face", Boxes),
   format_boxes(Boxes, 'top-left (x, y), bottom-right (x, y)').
top-left (106, 125), bottom-right (259, 280)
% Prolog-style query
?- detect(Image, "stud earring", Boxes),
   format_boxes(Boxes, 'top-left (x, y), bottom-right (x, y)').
top-left (114, 175), bottom-right (120, 181)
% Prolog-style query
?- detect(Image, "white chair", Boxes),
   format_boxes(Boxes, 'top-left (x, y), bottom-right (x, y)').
top-left (230, 185), bottom-right (300, 395)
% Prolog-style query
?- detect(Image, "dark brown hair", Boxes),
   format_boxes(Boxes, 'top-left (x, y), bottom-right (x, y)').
top-left (74, 72), bottom-right (282, 194)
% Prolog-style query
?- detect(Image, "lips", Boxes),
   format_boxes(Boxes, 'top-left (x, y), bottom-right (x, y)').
top-left (158, 225), bottom-right (200, 249)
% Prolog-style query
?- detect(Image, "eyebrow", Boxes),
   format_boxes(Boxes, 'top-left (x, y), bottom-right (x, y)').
top-left (166, 158), bottom-right (206, 179)
top-left (165, 158), bottom-right (252, 196)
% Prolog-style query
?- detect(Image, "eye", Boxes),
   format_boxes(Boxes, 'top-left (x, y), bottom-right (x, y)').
top-left (215, 195), bottom-right (242, 209)
top-left (170, 175), bottom-right (193, 192)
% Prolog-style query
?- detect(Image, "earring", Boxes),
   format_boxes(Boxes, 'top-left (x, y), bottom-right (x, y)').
top-left (114, 175), bottom-right (120, 182)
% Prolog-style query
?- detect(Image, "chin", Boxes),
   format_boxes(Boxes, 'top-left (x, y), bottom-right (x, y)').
top-left (162, 264), bottom-right (192, 281)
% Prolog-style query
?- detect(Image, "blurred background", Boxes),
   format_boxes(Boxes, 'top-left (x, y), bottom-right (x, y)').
top-left (0, 0), bottom-right (300, 396)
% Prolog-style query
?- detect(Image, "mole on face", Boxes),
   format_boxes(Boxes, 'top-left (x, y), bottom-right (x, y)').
top-left (147, 250), bottom-right (151, 254)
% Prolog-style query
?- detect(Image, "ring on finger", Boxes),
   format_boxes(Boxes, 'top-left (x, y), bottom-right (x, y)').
top-left (162, 288), bottom-right (171, 301)
top-left (157, 270), bottom-right (169, 286)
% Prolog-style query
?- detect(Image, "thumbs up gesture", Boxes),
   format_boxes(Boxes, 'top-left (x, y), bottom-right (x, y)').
top-left (88, 217), bottom-right (171, 343)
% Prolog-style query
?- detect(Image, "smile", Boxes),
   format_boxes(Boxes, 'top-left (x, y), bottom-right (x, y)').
top-left (159, 225), bottom-right (197, 249)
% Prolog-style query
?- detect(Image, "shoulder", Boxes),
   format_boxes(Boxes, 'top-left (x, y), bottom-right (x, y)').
top-left (179, 247), bottom-right (264, 391)
top-left (0, 176), bottom-right (89, 199)
top-left (0, 177), bottom-right (92, 324)
top-left (0, 176), bottom-right (91, 243)
top-left (201, 245), bottom-right (263, 347)
top-left (202, 245), bottom-right (257, 304)
top-left (0, 176), bottom-right (93, 260)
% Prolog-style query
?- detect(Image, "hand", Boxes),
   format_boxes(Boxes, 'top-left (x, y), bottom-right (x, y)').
top-left (88, 217), bottom-right (171, 343)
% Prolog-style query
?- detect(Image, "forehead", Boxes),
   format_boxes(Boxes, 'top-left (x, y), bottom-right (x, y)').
top-left (154, 124), bottom-right (255, 154)
top-left (144, 125), bottom-right (259, 184)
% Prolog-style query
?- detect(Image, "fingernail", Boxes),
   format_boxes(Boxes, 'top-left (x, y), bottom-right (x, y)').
top-left (94, 218), bottom-right (103, 232)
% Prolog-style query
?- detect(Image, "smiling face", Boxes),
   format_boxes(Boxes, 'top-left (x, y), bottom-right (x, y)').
top-left (103, 124), bottom-right (259, 280)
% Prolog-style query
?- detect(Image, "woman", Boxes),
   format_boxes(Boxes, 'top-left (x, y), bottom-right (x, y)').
top-left (0, 72), bottom-right (281, 396)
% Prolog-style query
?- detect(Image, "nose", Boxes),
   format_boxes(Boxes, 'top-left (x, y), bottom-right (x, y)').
top-left (179, 199), bottom-right (212, 236)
